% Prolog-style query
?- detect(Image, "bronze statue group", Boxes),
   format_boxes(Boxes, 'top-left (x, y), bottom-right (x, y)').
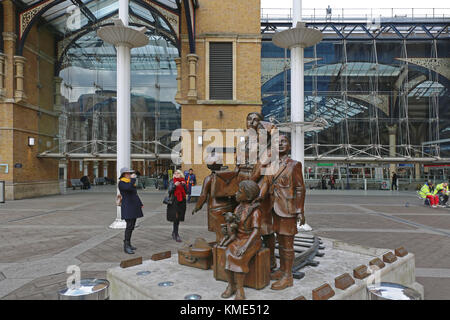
top-left (117, 112), bottom-right (307, 300)
top-left (193, 113), bottom-right (307, 300)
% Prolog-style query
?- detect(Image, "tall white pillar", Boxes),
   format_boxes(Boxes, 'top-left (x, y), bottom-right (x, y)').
top-left (97, 0), bottom-right (148, 229)
top-left (112, 0), bottom-right (131, 229)
top-left (273, 0), bottom-right (322, 233)
top-left (291, 0), bottom-right (304, 165)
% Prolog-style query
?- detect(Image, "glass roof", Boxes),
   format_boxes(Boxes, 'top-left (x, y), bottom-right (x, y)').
top-left (263, 94), bottom-right (368, 127)
top-left (305, 62), bottom-right (401, 77)
top-left (408, 81), bottom-right (446, 98)
top-left (21, 0), bottom-right (178, 9)
top-left (61, 25), bottom-right (178, 71)
top-left (24, 0), bottom-right (177, 35)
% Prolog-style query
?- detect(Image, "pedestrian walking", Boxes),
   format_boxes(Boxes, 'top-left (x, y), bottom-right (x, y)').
top-left (166, 170), bottom-right (187, 242)
top-left (391, 173), bottom-right (398, 190)
top-left (330, 175), bottom-right (336, 190)
top-left (321, 175), bottom-right (327, 190)
top-left (163, 171), bottom-right (169, 190)
top-left (185, 168), bottom-right (197, 203)
top-left (118, 167), bottom-right (144, 254)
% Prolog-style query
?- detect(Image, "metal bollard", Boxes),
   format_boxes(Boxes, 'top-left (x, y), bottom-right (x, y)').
top-left (367, 282), bottom-right (421, 300)
top-left (58, 278), bottom-right (110, 300)
top-left (0, 181), bottom-right (5, 203)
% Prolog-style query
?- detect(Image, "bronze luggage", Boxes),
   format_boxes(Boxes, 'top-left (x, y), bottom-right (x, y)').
top-left (178, 238), bottom-right (213, 270)
top-left (213, 245), bottom-right (270, 290)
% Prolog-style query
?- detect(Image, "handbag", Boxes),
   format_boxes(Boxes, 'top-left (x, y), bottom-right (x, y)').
top-left (163, 194), bottom-right (174, 205)
top-left (116, 194), bottom-right (122, 206)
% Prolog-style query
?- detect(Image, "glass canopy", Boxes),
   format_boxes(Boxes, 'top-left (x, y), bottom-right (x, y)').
top-left (22, 0), bottom-right (177, 36)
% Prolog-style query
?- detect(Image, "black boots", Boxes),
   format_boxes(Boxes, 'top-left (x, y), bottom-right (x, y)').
top-left (172, 231), bottom-right (182, 242)
top-left (124, 240), bottom-right (134, 254)
top-left (172, 222), bottom-right (182, 242)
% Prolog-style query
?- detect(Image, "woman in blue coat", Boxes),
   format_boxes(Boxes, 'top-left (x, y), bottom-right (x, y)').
top-left (118, 167), bottom-right (144, 254)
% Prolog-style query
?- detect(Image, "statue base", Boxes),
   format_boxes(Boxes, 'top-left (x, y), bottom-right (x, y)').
top-left (107, 237), bottom-right (424, 300)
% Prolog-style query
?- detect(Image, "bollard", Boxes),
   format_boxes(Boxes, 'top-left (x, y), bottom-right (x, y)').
top-left (58, 278), bottom-right (110, 300)
top-left (0, 181), bottom-right (5, 203)
top-left (367, 282), bottom-right (421, 300)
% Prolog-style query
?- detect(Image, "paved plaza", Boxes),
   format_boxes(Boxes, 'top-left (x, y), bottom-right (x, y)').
top-left (0, 186), bottom-right (449, 300)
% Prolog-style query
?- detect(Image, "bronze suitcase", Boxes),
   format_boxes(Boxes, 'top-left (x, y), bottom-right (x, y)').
top-left (213, 246), bottom-right (270, 290)
top-left (178, 246), bottom-right (213, 270)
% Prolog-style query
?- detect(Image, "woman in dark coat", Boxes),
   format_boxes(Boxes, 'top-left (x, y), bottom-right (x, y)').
top-left (118, 167), bottom-right (144, 254)
top-left (166, 170), bottom-right (187, 242)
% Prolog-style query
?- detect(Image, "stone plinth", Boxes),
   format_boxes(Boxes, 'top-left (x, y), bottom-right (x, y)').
top-left (107, 238), bottom-right (424, 300)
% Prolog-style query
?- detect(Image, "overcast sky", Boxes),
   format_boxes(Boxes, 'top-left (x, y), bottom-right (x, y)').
top-left (261, 0), bottom-right (448, 9)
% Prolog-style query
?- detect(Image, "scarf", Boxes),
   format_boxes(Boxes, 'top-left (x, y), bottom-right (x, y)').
top-left (120, 177), bottom-right (136, 187)
top-left (173, 177), bottom-right (186, 202)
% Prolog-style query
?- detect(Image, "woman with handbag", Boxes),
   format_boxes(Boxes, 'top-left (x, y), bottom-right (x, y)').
top-left (118, 167), bottom-right (144, 254)
top-left (166, 170), bottom-right (187, 242)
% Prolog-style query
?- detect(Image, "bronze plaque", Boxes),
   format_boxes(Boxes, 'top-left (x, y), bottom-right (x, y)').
top-left (120, 256), bottom-right (143, 268)
top-left (353, 265), bottom-right (370, 280)
top-left (312, 283), bottom-right (335, 300)
top-left (151, 251), bottom-right (171, 261)
top-left (395, 246), bottom-right (408, 257)
top-left (369, 257), bottom-right (386, 269)
top-left (335, 273), bottom-right (355, 290)
top-left (383, 251), bottom-right (397, 263)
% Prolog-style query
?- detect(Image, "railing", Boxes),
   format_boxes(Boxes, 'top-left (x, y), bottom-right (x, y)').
top-left (261, 7), bottom-right (450, 23)
top-left (305, 178), bottom-right (432, 191)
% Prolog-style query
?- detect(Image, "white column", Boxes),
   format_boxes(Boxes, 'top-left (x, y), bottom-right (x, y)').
top-left (291, 0), bottom-right (304, 166)
top-left (293, 1), bottom-right (312, 232)
top-left (111, 0), bottom-right (131, 229)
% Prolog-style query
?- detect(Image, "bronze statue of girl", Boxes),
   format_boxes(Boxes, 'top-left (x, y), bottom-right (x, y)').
top-left (221, 180), bottom-right (262, 300)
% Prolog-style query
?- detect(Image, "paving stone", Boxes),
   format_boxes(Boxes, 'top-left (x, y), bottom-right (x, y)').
top-left (1, 190), bottom-right (450, 300)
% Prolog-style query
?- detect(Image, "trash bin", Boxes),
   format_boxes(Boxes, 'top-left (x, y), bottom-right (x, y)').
top-left (367, 282), bottom-right (421, 300)
top-left (58, 278), bottom-right (110, 300)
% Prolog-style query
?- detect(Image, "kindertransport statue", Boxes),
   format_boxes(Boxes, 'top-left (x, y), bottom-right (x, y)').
top-left (221, 180), bottom-right (262, 300)
top-left (258, 135), bottom-right (306, 290)
top-left (192, 154), bottom-right (238, 242)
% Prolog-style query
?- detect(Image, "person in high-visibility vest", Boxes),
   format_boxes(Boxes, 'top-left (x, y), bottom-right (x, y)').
top-left (433, 182), bottom-right (449, 206)
top-left (419, 181), bottom-right (439, 208)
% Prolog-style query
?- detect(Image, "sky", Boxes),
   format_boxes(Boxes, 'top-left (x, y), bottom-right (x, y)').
top-left (261, 0), bottom-right (448, 9)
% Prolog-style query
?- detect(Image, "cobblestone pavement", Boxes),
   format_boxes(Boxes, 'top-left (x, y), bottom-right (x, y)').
top-left (0, 187), bottom-right (449, 300)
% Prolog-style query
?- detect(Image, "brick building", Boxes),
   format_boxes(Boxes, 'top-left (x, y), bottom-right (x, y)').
top-left (0, 0), bottom-right (262, 199)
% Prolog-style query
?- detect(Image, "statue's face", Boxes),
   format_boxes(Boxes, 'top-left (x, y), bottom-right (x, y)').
top-left (246, 113), bottom-right (261, 130)
top-left (235, 186), bottom-right (247, 202)
top-left (279, 136), bottom-right (291, 154)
